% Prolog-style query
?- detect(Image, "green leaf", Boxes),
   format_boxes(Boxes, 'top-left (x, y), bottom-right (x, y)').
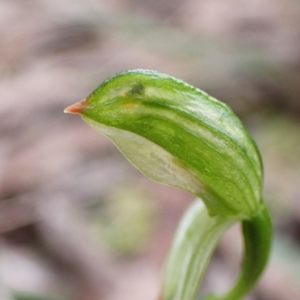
top-left (161, 200), bottom-right (236, 300)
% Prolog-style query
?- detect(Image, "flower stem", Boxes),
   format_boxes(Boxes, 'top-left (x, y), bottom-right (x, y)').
top-left (202, 203), bottom-right (272, 300)
top-left (220, 203), bottom-right (272, 300)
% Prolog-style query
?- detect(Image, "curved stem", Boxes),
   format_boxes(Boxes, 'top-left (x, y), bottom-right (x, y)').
top-left (202, 203), bottom-right (272, 300)
top-left (220, 203), bottom-right (272, 300)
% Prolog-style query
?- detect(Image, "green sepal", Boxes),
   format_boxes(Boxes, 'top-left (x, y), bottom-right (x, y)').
top-left (80, 69), bottom-right (263, 218)
top-left (65, 69), bottom-right (272, 300)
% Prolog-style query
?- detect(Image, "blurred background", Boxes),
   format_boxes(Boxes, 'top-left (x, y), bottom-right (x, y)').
top-left (1, 0), bottom-right (300, 299)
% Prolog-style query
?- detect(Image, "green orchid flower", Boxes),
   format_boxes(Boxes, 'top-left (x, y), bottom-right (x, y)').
top-left (65, 69), bottom-right (272, 300)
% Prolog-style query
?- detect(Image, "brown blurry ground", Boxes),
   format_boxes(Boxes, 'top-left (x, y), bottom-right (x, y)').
top-left (1, 1), bottom-right (300, 300)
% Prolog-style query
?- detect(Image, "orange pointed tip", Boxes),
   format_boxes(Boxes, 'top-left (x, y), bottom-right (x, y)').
top-left (64, 99), bottom-right (87, 114)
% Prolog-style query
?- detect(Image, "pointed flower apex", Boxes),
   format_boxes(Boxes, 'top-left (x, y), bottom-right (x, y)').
top-left (64, 99), bottom-right (87, 114)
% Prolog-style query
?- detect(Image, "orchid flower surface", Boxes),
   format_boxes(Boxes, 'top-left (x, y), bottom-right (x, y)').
top-left (65, 70), bottom-right (272, 300)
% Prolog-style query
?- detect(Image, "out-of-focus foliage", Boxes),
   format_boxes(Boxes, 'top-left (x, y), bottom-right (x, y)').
top-left (89, 185), bottom-right (155, 256)
top-left (12, 291), bottom-right (65, 300)
top-left (250, 114), bottom-right (300, 224)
